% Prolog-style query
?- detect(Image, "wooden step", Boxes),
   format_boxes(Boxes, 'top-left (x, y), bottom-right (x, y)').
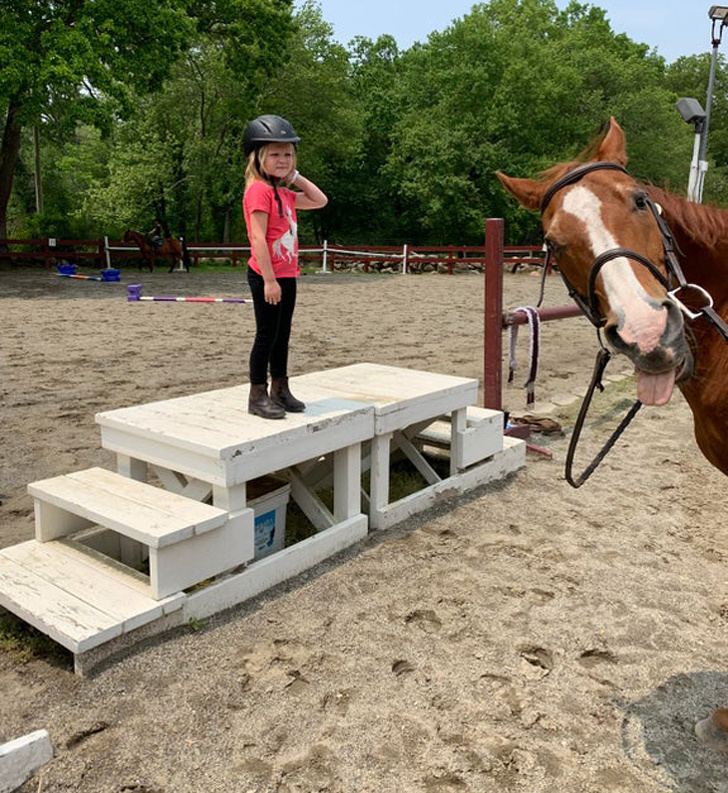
top-left (28, 467), bottom-right (228, 547)
top-left (0, 540), bottom-right (185, 654)
top-left (27, 467), bottom-right (253, 599)
top-left (416, 406), bottom-right (503, 468)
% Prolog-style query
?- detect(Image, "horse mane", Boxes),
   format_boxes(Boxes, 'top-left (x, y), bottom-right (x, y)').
top-left (646, 186), bottom-right (728, 251)
top-left (536, 124), bottom-right (612, 185)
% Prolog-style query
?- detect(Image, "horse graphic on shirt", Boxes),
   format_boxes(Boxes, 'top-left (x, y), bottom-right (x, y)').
top-left (272, 205), bottom-right (297, 265)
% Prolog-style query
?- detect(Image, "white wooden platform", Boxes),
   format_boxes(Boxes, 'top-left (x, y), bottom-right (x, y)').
top-left (0, 539), bottom-right (185, 655)
top-left (293, 365), bottom-right (521, 529)
top-left (0, 364), bottom-right (524, 674)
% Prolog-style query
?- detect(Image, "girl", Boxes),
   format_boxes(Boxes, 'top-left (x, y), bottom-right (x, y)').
top-left (242, 114), bottom-right (328, 419)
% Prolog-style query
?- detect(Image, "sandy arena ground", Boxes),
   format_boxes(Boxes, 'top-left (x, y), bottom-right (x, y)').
top-left (1, 266), bottom-right (727, 793)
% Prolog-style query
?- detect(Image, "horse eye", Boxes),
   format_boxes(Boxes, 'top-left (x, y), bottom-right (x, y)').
top-left (545, 237), bottom-right (564, 256)
top-left (633, 192), bottom-right (648, 210)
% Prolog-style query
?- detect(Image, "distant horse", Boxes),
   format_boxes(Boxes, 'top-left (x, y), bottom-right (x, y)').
top-left (123, 229), bottom-right (192, 273)
top-left (497, 117), bottom-right (728, 747)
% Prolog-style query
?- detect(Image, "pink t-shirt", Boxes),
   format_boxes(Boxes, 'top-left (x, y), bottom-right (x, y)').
top-left (243, 180), bottom-right (299, 278)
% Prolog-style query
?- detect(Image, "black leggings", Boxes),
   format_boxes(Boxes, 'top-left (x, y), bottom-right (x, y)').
top-left (247, 268), bottom-right (297, 385)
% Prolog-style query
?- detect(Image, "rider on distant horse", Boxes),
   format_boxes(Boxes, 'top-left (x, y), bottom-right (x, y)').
top-left (147, 220), bottom-right (164, 249)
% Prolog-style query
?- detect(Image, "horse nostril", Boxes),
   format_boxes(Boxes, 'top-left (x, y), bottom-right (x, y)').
top-left (604, 320), bottom-right (631, 354)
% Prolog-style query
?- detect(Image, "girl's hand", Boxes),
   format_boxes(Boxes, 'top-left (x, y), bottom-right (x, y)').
top-left (286, 169), bottom-right (300, 186)
top-left (264, 279), bottom-right (281, 305)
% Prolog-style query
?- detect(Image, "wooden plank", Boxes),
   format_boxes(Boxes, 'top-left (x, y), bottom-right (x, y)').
top-left (372, 437), bottom-right (526, 530)
top-left (4, 540), bottom-right (151, 608)
top-left (99, 388), bottom-right (374, 486)
top-left (1, 540), bottom-right (184, 632)
top-left (288, 467), bottom-right (334, 532)
top-left (333, 443), bottom-right (361, 522)
top-left (416, 407), bottom-right (504, 470)
top-left (149, 509), bottom-right (254, 598)
top-left (0, 729), bottom-right (53, 793)
top-left (450, 407), bottom-right (467, 477)
top-left (28, 468), bottom-right (227, 547)
top-left (0, 552), bottom-right (123, 653)
top-left (293, 364), bottom-right (478, 434)
top-left (393, 431), bottom-right (441, 486)
top-left (368, 433), bottom-right (391, 530)
top-left (97, 383), bottom-right (374, 462)
top-left (186, 515), bottom-right (369, 621)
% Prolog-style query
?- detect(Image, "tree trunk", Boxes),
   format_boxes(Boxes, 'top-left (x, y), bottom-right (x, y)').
top-left (223, 207), bottom-right (230, 244)
top-left (0, 97), bottom-right (23, 240)
top-left (33, 125), bottom-right (43, 214)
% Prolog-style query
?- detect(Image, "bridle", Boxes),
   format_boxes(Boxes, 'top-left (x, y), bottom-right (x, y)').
top-left (539, 160), bottom-right (728, 487)
top-left (541, 161), bottom-right (728, 334)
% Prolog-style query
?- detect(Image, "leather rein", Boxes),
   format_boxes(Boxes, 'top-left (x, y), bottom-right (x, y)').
top-left (539, 161), bottom-right (728, 487)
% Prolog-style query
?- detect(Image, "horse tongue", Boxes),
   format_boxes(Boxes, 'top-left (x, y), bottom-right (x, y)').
top-left (636, 368), bottom-right (676, 406)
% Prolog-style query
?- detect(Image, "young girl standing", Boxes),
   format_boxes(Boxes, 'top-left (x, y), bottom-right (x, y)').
top-left (242, 115), bottom-right (328, 419)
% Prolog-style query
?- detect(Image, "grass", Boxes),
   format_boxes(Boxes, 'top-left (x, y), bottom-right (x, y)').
top-left (0, 611), bottom-right (70, 665)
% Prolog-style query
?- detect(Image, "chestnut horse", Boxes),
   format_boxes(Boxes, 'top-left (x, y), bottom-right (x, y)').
top-left (497, 117), bottom-right (728, 477)
top-left (498, 117), bottom-right (728, 750)
top-left (123, 229), bottom-right (191, 273)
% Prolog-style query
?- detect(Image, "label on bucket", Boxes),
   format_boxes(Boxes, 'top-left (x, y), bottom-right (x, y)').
top-left (254, 509), bottom-right (277, 554)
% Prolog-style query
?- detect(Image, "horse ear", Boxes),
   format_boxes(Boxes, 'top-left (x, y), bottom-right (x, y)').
top-left (596, 117), bottom-right (628, 166)
top-left (496, 172), bottom-right (544, 212)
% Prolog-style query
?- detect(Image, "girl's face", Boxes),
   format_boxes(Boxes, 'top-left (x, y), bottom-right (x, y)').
top-left (260, 143), bottom-right (295, 179)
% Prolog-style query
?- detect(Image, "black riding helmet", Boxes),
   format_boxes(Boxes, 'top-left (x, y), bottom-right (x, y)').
top-left (243, 114), bottom-right (300, 157)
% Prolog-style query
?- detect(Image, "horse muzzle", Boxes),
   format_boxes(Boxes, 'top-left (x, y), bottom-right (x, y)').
top-left (604, 299), bottom-right (694, 405)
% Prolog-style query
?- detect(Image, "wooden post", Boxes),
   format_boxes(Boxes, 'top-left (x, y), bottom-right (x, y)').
top-left (483, 218), bottom-right (504, 410)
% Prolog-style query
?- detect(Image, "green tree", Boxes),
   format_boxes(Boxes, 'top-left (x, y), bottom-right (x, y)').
top-left (1, 0), bottom-right (295, 240)
top-left (383, 0), bottom-right (691, 243)
top-left (0, 0), bottom-right (194, 238)
top-left (666, 53), bottom-right (728, 204)
top-left (259, 1), bottom-right (362, 243)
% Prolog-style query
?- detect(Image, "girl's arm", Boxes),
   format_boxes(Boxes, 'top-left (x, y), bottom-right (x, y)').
top-left (288, 171), bottom-right (328, 210)
top-left (249, 210), bottom-right (282, 304)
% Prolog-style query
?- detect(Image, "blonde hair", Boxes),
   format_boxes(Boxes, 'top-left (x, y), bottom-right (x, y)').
top-left (244, 143), bottom-right (297, 189)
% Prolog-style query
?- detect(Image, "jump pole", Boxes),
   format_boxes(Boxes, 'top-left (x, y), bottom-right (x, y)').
top-left (56, 273), bottom-right (103, 281)
top-left (483, 217), bottom-right (582, 411)
top-left (127, 284), bottom-right (252, 303)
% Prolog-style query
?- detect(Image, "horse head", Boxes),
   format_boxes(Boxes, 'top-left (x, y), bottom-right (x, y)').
top-left (496, 117), bottom-right (693, 407)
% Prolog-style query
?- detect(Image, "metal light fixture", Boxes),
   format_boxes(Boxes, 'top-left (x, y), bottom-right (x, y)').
top-left (676, 98), bottom-right (707, 201)
top-left (693, 7), bottom-right (728, 201)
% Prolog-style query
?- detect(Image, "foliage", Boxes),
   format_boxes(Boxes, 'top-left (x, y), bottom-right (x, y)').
top-left (2, 0), bottom-right (723, 246)
top-left (0, 0), bottom-right (197, 236)
top-left (258, 1), bottom-right (363, 243)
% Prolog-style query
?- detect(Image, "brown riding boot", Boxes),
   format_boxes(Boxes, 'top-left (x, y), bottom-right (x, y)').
top-left (271, 377), bottom-right (306, 413)
top-left (248, 383), bottom-right (285, 419)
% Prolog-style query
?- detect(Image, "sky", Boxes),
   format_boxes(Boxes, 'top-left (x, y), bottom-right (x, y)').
top-left (303, 1), bottom-right (715, 64)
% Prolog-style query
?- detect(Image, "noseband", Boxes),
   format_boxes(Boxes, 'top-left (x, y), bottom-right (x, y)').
top-left (540, 161), bottom-right (728, 340)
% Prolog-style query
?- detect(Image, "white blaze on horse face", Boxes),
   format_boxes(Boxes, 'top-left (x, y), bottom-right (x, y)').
top-left (560, 185), bottom-right (667, 354)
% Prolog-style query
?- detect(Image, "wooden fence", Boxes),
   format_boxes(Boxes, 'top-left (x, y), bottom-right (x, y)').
top-left (0, 238), bottom-right (546, 273)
